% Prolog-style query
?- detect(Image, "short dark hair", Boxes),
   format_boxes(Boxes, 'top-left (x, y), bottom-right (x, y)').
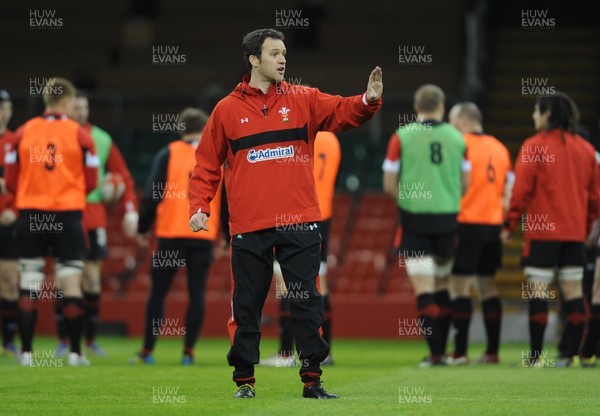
top-left (536, 91), bottom-right (580, 133)
top-left (178, 107), bottom-right (209, 136)
top-left (242, 28), bottom-right (285, 71)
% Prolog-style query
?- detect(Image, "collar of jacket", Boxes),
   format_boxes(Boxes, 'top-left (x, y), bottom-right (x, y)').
top-left (233, 74), bottom-right (290, 101)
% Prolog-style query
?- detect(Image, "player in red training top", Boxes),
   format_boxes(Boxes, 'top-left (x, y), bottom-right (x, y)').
top-left (0, 90), bottom-right (19, 355)
top-left (503, 91), bottom-right (600, 367)
top-left (188, 28), bottom-right (382, 399)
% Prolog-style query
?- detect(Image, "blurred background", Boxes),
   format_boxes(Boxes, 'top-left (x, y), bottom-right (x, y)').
top-left (1, 0), bottom-right (599, 340)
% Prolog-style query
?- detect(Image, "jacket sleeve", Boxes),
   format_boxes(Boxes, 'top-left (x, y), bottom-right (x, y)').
top-left (505, 145), bottom-right (536, 232)
top-left (310, 88), bottom-right (381, 134)
top-left (77, 126), bottom-right (99, 194)
top-left (106, 142), bottom-right (138, 212)
top-left (586, 151), bottom-right (600, 234)
top-left (189, 105), bottom-right (228, 218)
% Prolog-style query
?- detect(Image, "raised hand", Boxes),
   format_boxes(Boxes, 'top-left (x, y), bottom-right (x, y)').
top-left (367, 66), bottom-right (383, 102)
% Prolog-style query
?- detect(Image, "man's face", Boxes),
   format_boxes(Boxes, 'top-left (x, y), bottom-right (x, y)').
top-left (0, 101), bottom-right (13, 129)
top-left (72, 97), bottom-right (89, 125)
top-left (253, 37), bottom-right (286, 82)
top-left (532, 104), bottom-right (549, 131)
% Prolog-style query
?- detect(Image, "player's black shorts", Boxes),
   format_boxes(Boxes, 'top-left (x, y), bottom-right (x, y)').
top-left (319, 219), bottom-right (330, 262)
top-left (0, 223), bottom-right (18, 260)
top-left (398, 210), bottom-right (457, 259)
top-left (400, 227), bottom-right (455, 260)
top-left (452, 223), bottom-right (502, 276)
top-left (85, 228), bottom-right (108, 260)
top-left (522, 240), bottom-right (586, 268)
top-left (15, 209), bottom-right (86, 261)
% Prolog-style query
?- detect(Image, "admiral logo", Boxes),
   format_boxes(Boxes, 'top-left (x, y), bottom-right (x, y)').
top-left (247, 145), bottom-right (294, 163)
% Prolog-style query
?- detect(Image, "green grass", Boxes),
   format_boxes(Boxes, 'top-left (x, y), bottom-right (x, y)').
top-left (1, 336), bottom-right (599, 415)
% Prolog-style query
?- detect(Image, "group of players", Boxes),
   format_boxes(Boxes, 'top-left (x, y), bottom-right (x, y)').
top-left (383, 84), bottom-right (600, 368)
top-left (0, 76), bottom-right (343, 371)
top-left (0, 82), bottom-right (139, 365)
top-left (0, 79), bottom-right (245, 367)
top-left (1, 69), bottom-right (599, 379)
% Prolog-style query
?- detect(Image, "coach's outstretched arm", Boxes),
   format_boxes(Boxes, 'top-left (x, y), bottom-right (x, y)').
top-left (310, 66), bottom-right (383, 134)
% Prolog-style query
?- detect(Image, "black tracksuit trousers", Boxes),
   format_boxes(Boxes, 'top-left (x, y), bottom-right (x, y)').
top-left (227, 223), bottom-right (328, 385)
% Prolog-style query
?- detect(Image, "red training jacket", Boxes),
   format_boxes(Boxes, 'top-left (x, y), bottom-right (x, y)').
top-left (189, 75), bottom-right (381, 235)
top-left (505, 128), bottom-right (600, 241)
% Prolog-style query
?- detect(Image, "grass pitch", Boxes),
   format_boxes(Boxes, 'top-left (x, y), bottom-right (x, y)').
top-left (1, 336), bottom-right (598, 415)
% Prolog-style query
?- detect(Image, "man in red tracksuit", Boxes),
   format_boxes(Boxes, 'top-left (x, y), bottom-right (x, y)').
top-left (189, 28), bottom-right (383, 399)
top-left (503, 92), bottom-right (600, 367)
